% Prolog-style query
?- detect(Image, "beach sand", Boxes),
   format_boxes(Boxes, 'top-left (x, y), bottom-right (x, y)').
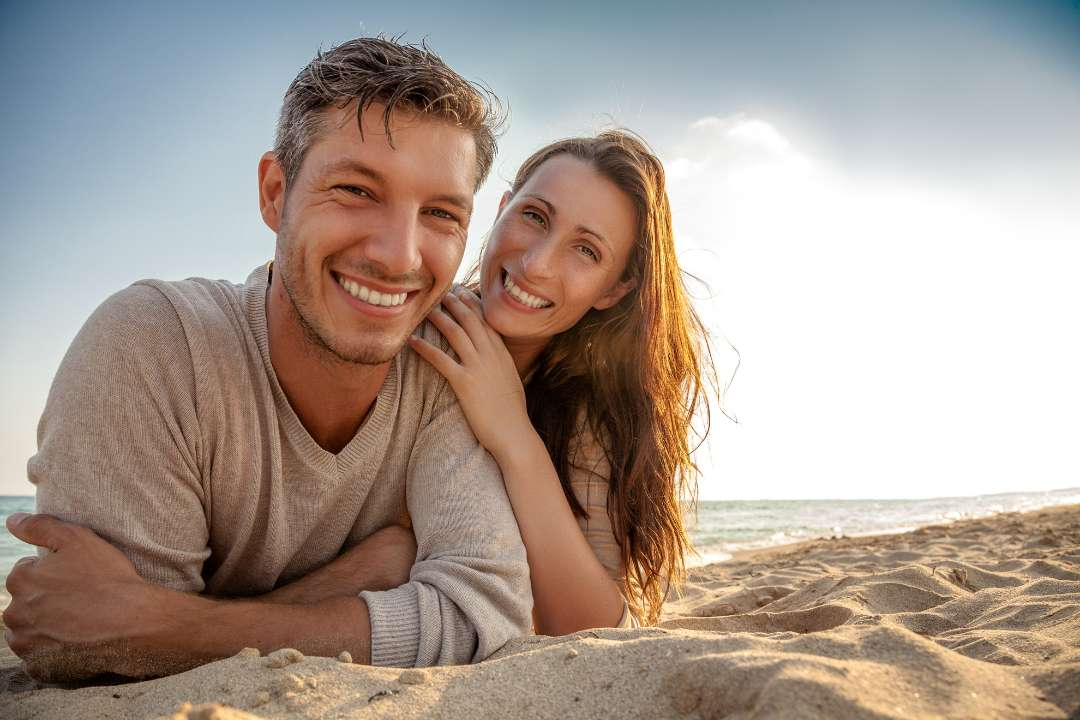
top-left (1, 504), bottom-right (1077, 718)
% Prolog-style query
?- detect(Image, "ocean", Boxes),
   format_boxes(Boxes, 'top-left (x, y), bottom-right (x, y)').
top-left (685, 485), bottom-right (1080, 566)
top-left (2, 486), bottom-right (1079, 599)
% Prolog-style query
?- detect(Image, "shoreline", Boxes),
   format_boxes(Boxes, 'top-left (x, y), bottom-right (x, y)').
top-left (723, 500), bottom-right (1080, 566)
top-left (685, 495), bottom-right (1080, 569)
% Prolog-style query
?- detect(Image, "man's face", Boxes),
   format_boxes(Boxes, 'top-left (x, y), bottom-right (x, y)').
top-left (267, 103), bottom-right (477, 365)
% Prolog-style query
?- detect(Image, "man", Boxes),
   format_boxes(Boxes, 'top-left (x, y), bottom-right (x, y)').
top-left (2, 37), bottom-right (532, 682)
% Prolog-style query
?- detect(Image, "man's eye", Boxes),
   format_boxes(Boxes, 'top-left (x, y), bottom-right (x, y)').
top-left (336, 185), bottom-right (370, 198)
top-left (523, 209), bottom-right (547, 227)
top-left (427, 208), bottom-right (457, 222)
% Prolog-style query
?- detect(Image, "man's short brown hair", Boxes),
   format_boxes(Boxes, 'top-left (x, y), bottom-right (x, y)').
top-left (274, 36), bottom-right (504, 192)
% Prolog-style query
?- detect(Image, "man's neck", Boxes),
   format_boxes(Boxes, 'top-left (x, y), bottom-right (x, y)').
top-left (266, 273), bottom-right (389, 455)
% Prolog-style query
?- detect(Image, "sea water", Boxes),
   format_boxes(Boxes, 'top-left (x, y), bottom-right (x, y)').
top-left (2, 486), bottom-right (1079, 601)
top-left (686, 486), bottom-right (1080, 566)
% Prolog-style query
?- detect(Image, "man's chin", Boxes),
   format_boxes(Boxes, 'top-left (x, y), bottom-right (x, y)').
top-left (327, 322), bottom-right (424, 365)
top-left (325, 340), bottom-right (406, 367)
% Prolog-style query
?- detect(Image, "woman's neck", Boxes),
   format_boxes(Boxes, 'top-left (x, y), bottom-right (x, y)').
top-left (503, 335), bottom-right (549, 379)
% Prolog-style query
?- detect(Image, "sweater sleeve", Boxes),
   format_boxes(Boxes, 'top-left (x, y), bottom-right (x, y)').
top-left (360, 342), bottom-right (533, 667)
top-left (28, 284), bottom-right (210, 591)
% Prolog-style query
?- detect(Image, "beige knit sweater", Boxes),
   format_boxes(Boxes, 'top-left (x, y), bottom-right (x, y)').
top-left (29, 265), bottom-right (533, 668)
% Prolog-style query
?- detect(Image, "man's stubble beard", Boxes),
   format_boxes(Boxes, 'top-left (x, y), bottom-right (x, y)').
top-left (275, 224), bottom-right (444, 367)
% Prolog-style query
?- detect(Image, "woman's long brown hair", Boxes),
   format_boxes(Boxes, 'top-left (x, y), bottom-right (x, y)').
top-left (489, 130), bottom-right (715, 625)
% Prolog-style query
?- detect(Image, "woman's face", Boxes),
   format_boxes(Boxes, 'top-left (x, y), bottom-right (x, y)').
top-left (479, 155), bottom-right (636, 343)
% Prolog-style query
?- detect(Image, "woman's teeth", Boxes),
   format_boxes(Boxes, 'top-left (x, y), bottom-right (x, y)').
top-left (336, 274), bottom-right (407, 307)
top-left (503, 272), bottom-right (552, 309)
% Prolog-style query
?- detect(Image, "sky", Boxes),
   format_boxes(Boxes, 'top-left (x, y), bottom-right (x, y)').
top-left (1, 1), bottom-right (1078, 500)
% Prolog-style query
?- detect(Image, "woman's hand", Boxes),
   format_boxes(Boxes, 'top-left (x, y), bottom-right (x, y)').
top-left (408, 288), bottom-right (535, 463)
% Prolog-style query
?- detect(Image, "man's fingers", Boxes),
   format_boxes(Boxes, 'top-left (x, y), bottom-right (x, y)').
top-left (5, 514), bottom-right (75, 552)
top-left (5, 555), bottom-right (40, 598)
top-left (10, 556), bottom-right (36, 576)
top-left (2, 597), bottom-right (28, 631)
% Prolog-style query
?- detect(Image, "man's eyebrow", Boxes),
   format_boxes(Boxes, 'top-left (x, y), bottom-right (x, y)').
top-left (322, 159), bottom-right (472, 215)
top-left (430, 193), bottom-right (473, 216)
top-left (521, 193), bottom-right (612, 251)
top-left (321, 158), bottom-right (386, 184)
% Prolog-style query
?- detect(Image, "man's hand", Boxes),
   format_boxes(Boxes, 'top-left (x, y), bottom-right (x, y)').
top-left (2, 515), bottom-right (414, 681)
top-left (263, 524), bottom-right (417, 605)
top-left (3, 512), bottom-right (174, 681)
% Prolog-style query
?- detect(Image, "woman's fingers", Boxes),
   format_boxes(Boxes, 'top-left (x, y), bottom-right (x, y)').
top-left (441, 293), bottom-right (492, 351)
top-left (407, 336), bottom-right (462, 383)
top-left (455, 290), bottom-right (508, 348)
top-left (452, 286), bottom-right (482, 305)
top-left (426, 306), bottom-right (477, 361)
top-left (454, 289), bottom-right (485, 318)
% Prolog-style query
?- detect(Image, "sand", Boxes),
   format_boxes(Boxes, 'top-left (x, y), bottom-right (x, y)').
top-left (1, 504), bottom-right (1077, 719)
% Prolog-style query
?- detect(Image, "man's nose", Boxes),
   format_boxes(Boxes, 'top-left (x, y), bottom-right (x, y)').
top-left (363, 210), bottom-right (422, 278)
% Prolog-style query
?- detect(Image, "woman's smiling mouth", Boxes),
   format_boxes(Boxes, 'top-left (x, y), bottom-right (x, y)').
top-left (502, 270), bottom-right (553, 309)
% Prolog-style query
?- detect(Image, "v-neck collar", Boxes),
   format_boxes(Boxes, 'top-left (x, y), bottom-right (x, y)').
top-left (242, 264), bottom-right (401, 476)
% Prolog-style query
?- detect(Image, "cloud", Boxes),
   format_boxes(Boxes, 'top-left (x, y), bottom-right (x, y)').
top-left (723, 117), bottom-right (792, 155)
top-left (672, 115), bottom-right (806, 172)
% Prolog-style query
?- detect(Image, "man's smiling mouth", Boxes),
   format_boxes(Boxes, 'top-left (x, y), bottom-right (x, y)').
top-left (333, 272), bottom-right (409, 308)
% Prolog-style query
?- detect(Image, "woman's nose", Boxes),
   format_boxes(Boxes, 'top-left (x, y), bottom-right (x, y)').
top-left (520, 239), bottom-right (556, 281)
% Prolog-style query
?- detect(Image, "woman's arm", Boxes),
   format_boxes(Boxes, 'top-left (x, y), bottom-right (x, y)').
top-left (408, 290), bottom-right (628, 635)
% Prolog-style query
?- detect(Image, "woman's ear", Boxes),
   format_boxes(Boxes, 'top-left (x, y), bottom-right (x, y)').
top-left (495, 190), bottom-right (512, 218)
top-left (593, 278), bottom-right (636, 311)
top-left (259, 151), bottom-right (287, 232)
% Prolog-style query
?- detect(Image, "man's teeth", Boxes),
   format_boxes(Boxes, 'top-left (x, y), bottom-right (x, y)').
top-left (503, 273), bottom-right (552, 309)
top-left (336, 275), bottom-right (407, 307)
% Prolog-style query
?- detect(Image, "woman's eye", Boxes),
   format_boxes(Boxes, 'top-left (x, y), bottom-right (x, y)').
top-left (577, 244), bottom-right (600, 262)
top-left (523, 209), bottom-right (547, 227)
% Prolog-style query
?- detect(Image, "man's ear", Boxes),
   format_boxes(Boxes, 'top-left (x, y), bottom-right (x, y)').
top-left (259, 151), bottom-right (287, 232)
top-left (593, 278), bottom-right (636, 311)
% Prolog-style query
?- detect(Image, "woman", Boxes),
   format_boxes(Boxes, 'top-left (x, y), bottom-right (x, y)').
top-left (409, 130), bottom-right (713, 633)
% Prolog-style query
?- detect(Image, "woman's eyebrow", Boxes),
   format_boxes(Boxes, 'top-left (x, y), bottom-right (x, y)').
top-left (576, 225), bottom-right (611, 251)
top-left (521, 193), bottom-right (612, 251)
top-left (521, 194), bottom-right (556, 216)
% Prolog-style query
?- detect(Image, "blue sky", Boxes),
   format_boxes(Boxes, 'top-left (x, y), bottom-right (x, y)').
top-left (2, 1), bottom-right (1078, 498)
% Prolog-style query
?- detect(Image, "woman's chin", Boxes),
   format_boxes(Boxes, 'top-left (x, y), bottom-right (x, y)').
top-left (483, 310), bottom-right (545, 344)
top-left (487, 317), bottom-right (530, 340)
top-left (480, 306), bottom-right (517, 337)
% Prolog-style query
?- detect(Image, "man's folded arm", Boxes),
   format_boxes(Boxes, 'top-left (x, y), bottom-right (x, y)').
top-left (29, 284), bottom-right (211, 590)
top-left (361, 378), bottom-right (533, 668)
